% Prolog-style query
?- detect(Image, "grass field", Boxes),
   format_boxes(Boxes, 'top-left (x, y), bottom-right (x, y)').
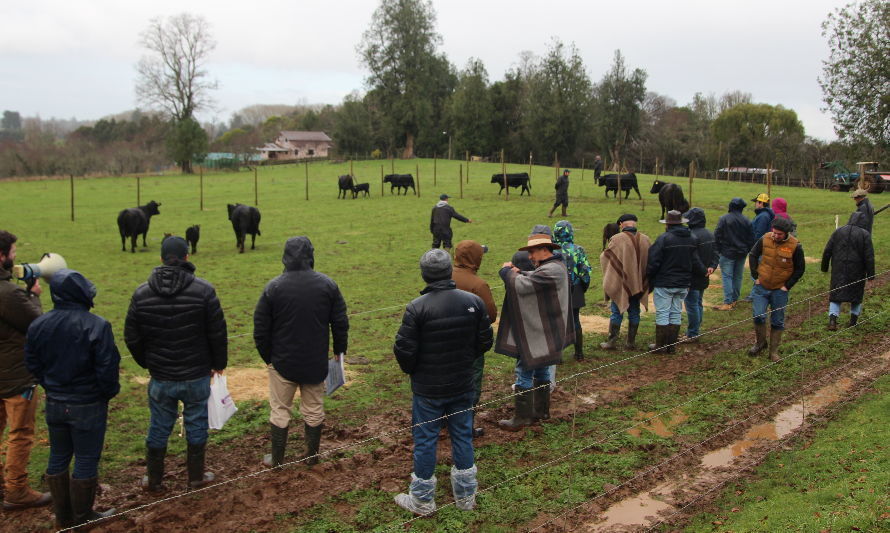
top-left (1, 158), bottom-right (887, 530)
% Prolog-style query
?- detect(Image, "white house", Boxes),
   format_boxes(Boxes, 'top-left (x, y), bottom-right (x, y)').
top-left (258, 131), bottom-right (333, 160)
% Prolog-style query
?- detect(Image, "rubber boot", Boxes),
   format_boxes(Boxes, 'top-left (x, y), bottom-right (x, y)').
top-left (648, 325), bottom-right (669, 353)
top-left (769, 329), bottom-right (783, 362)
top-left (666, 324), bottom-right (680, 354)
top-left (394, 474), bottom-right (437, 515)
top-left (532, 379), bottom-right (551, 421)
top-left (848, 314), bottom-right (859, 327)
top-left (186, 443), bottom-right (215, 489)
top-left (263, 423), bottom-right (289, 467)
top-left (45, 471), bottom-right (73, 529)
top-left (1, 486), bottom-right (51, 510)
top-left (450, 464), bottom-right (478, 511)
top-left (748, 322), bottom-right (768, 355)
top-left (600, 322), bottom-right (621, 350)
top-left (141, 446), bottom-right (166, 493)
top-left (303, 423), bottom-right (323, 466)
top-left (827, 314), bottom-right (838, 331)
top-left (498, 386), bottom-right (534, 431)
top-left (69, 477), bottom-right (115, 526)
top-left (574, 326), bottom-right (584, 361)
top-left (626, 322), bottom-right (639, 350)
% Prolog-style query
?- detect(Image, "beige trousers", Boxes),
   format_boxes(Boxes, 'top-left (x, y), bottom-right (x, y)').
top-left (267, 365), bottom-right (325, 429)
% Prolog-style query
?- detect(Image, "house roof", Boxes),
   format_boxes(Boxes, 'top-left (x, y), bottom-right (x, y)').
top-left (258, 143), bottom-right (289, 152)
top-left (279, 131), bottom-right (332, 142)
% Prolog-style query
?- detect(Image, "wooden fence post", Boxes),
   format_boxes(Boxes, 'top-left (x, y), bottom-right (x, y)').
top-left (528, 151), bottom-right (533, 178)
top-left (688, 160), bottom-right (695, 206)
top-left (69, 174), bottom-right (75, 222)
top-left (459, 165), bottom-right (463, 199)
top-left (416, 164), bottom-right (420, 197)
top-left (380, 165), bottom-right (384, 196)
top-left (254, 167), bottom-right (259, 205)
top-left (466, 151), bottom-right (470, 183)
top-left (136, 176), bottom-right (141, 206)
top-left (501, 149), bottom-right (508, 202)
top-left (199, 166), bottom-right (204, 211)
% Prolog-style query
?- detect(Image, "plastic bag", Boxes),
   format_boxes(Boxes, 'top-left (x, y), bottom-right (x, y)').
top-left (207, 374), bottom-right (238, 430)
top-left (325, 354), bottom-right (346, 396)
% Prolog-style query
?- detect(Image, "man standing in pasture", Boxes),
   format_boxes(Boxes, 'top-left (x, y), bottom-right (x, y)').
top-left (593, 155), bottom-right (604, 179)
top-left (646, 211), bottom-right (706, 353)
top-left (713, 198), bottom-right (755, 310)
top-left (548, 169), bottom-right (570, 218)
top-left (821, 212), bottom-right (874, 330)
top-left (744, 193), bottom-right (775, 302)
top-left (0, 230), bottom-right (51, 510)
top-left (600, 214), bottom-right (650, 350)
top-left (496, 233), bottom-right (573, 431)
top-left (254, 236), bottom-right (348, 468)
top-left (451, 240), bottom-right (497, 438)
top-left (683, 208), bottom-right (719, 342)
top-left (748, 217), bottom-right (805, 362)
top-left (430, 194), bottom-right (472, 251)
top-left (393, 249), bottom-right (493, 514)
top-left (850, 189), bottom-right (874, 235)
top-left (125, 236), bottom-right (227, 492)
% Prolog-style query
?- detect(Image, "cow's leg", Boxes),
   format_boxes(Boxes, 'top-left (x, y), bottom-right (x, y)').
top-left (121, 234), bottom-right (126, 252)
top-left (130, 235), bottom-right (137, 253)
top-left (634, 185), bottom-right (642, 199)
top-left (498, 186), bottom-right (503, 195)
top-left (142, 232), bottom-right (148, 247)
top-left (251, 233), bottom-right (256, 250)
top-left (239, 234), bottom-right (245, 254)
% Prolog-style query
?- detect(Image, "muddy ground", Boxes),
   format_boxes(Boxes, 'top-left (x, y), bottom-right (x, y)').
top-left (1, 292), bottom-right (886, 532)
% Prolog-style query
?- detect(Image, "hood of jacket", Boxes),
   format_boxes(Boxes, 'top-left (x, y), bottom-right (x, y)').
top-left (728, 197), bottom-right (747, 212)
top-left (754, 206), bottom-right (774, 218)
top-left (49, 269), bottom-right (95, 309)
top-left (420, 278), bottom-right (456, 294)
top-left (552, 220), bottom-right (574, 245)
top-left (684, 207), bottom-right (706, 228)
top-left (282, 236), bottom-right (314, 271)
top-left (435, 200), bottom-right (448, 208)
top-left (773, 197), bottom-right (788, 218)
top-left (666, 225), bottom-right (692, 238)
top-left (147, 261), bottom-right (197, 297)
top-left (454, 241), bottom-right (484, 272)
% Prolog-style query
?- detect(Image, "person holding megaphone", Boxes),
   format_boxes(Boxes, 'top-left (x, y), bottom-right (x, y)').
top-left (0, 230), bottom-right (52, 511)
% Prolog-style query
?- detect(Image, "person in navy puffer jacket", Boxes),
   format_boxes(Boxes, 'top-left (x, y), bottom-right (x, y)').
top-left (25, 269), bottom-right (119, 528)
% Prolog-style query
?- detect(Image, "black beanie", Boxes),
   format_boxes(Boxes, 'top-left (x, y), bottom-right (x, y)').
top-left (161, 236), bottom-right (189, 262)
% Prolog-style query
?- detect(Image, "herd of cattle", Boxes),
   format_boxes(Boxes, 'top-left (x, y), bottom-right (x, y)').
top-left (114, 172), bottom-right (691, 253)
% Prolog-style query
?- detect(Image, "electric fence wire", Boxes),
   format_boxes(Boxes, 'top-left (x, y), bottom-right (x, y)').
top-left (391, 307), bottom-right (888, 531)
top-left (527, 320), bottom-right (889, 532)
top-left (61, 267), bottom-right (887, 531)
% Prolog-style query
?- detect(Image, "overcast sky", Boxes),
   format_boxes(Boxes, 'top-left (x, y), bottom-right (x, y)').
top-left (1, 0), bottom-right (846, 140)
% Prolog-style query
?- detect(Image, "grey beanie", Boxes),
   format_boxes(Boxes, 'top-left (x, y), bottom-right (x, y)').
top-left (420, 249), bottom-right (453, 282)
top-left (771, 217), bottom-right (793, 234)
top-left (529, 224), bottom-right (553, 237)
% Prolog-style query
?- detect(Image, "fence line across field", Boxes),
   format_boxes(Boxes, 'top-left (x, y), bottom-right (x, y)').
top-left (393, 309), bottom-right (888, 530)
top-left (527, 332), bottom-right (889, 532)
top-left (66, 270), bottom-right (887, 531)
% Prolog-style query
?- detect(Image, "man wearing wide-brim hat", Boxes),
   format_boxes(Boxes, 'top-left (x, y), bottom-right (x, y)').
top-left (495, 234), bottom-right (574, 431)
top-left (850, 189), bottom-right (873, 235)
top-left (646, 210), bottom-right (706, 353)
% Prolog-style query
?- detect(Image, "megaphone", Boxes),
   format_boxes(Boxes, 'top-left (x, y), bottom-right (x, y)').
top-left (12, 253), bottom-right (68, 283)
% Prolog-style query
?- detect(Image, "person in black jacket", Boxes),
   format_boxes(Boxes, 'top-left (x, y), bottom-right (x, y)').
top-left (713, 197), bottom-right (755, 310)
top-left (850, 189), bottom-right (874, 235)
top-left (254, 236), bottom-right (348, 468)
top-left (683, 208), bottom-right (719, 342)
top-left (548, 169), bottom-right (570, 218)
top-left (25, 269), bottom-right (119, 528)
top-left (393, 249), bottom-right (493, 515)
top-left (822, 212), bottom-right (874, 330)
top-left (124, 236), bottom-right (227, 492)
top-left (647, 211), bottom-right (706, 353)
top-left (430, 194), bottom-right (472, 250)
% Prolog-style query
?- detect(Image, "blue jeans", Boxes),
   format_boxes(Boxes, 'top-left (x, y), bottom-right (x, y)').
top-left (684, 289), bottom-right (704, 337)
top-left (412, 390), bottom-right (474, 479)
top-left (752, 284), bottom-right (789, 329)
top-left (514, 361), bottom-right (552, 389)
top-left (653, 287), bottom-right (688, 326)
top-left (718, 255), bottom-right (746, 304)
top-left (146, 376), bottom-right (211, 449)
top-left (829, 301), bottom-right (862, 316)
top-left (45, 400), bottom-right (108, 479)
top-left (609, 296), bottom-right (642, 325)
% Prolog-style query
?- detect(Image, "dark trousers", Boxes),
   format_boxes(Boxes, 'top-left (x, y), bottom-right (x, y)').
top-left (146, 376), bottom-right (211, 448)
top-left (45, 399), bottom-right (108, 479)
top-left (431, 228), bottom-right (453, 249)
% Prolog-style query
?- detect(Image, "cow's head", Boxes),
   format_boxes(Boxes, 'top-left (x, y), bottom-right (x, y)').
top-left (596, 175), bottom-right (606, 186)
top-left (383, 175), bottom-right (392, 183)
top-left (649, 180), bottom-right (665, 194)
top-left (145, 200), bottom-right (161, 216)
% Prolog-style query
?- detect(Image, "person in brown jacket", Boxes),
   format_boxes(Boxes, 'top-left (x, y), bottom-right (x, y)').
top-left (0, 230), bottom-right (51, 510)
top-left (452, 240), bottom-right (497, 438)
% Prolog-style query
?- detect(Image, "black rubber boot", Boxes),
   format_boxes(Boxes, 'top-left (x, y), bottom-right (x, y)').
top-left (498, 387), bottom-right (534, 431)
top-left (749, 322), bottom-right (768, 355)
top-left (187, 443), bottom-right (215, 489)
top-left (45, 471), bottom-right (73, 529)
top-left (531, 379), bottom-right (551, 421)
top-left (263, 424), bottom-right (289, 467)
top-left (848, 314), bottom-right (859, 327)
top-left (626, 322), bottom-right (639, 350)
top-left (574, 326), bottom-right (584, 361)
top-left (600, 322), bottom-right (621, 350)
top-left (827, 314), bottom-right (838, 331)
top-left (648, 325), bottom-right (669, 353)
top-left (769, 328), bottom-right (783, 362)
top-left (304, 423), bottom-right (323, 466)
top-left (141, 446), bottom-right (166, 493)
top-left (666, 325), bottom-right (680, 354)
top-left (70, 477), bottom-right (115, 526)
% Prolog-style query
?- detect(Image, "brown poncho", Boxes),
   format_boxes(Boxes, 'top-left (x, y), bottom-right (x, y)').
top-left (600, 230), bottom-right (651, 313)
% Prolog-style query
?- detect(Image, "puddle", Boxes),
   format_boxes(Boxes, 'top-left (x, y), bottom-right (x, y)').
top-left (590, 484), bottom-right (674, 531)
top-left (627, 411), bottom-right (688, 438)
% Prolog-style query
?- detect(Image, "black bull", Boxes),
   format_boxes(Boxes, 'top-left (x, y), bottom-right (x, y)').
top-left (117, 200), bottom-right (161, 253)
top-left (383, 174), bottom-right (415, 195)
top-left (337, 175), bottom-right (354, 199)
top-left (227, 203), bottom-right (262, 253)
top-left (650, 180), bottom-right (689, 219)
top-left (597, 173), bottom-right (641, 199)
top-left (490, 173), bottom-right (531, 195)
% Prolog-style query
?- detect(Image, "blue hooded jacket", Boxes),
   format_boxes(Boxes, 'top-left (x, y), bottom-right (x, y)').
top-left (25, 269), bottom-right (120, 404)
top-left (714, 198), bottom-right (755, 260)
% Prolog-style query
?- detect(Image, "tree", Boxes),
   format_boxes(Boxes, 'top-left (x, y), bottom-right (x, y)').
top-left (592, 50), bottom-right (648, 169)
top-left (446, 58), bottom-right (495, 157)
top-left (820, 0), bottom-right (889, 146)
top-left (358, 0), bottom-right (455, 158)
top-left (166, 118), bottom-right (208, 174)
top-left (711, 103), bottom-right (804, 167)
top-left (136, 13), bottom-right (217, 172)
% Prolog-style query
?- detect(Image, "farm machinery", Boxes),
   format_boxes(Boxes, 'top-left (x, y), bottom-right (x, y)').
top-left (821, 161), bottom-right (888, 193)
